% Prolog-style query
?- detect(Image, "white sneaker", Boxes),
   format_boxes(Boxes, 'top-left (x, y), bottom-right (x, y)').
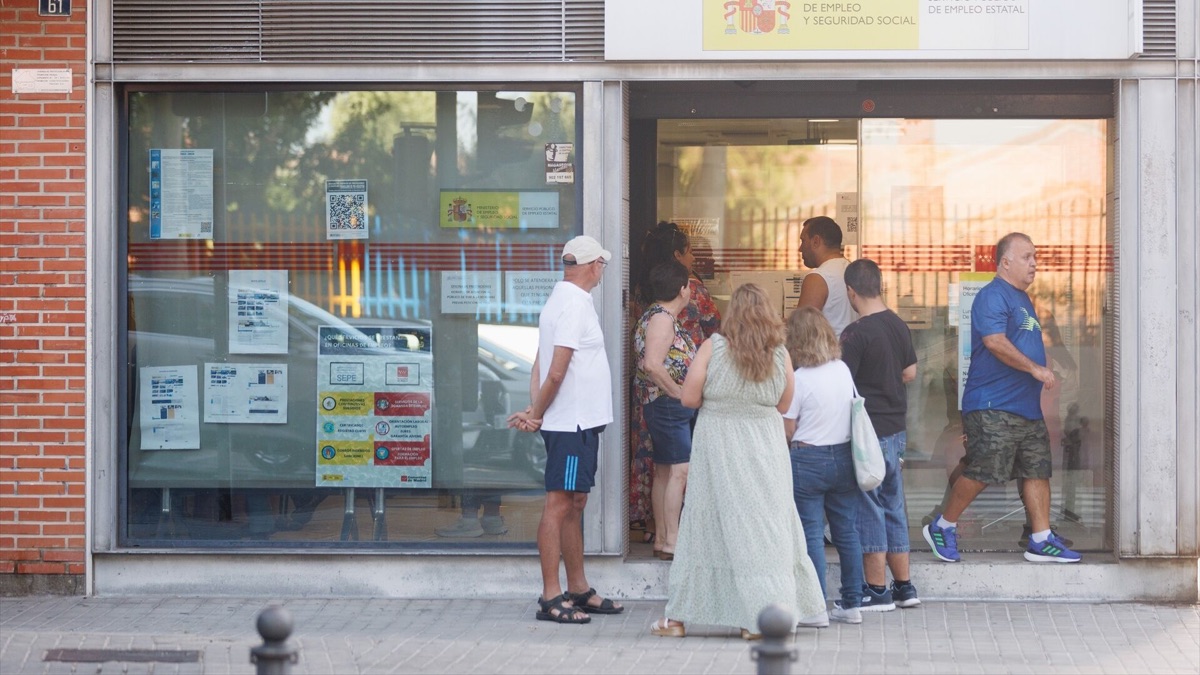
top-left (797, 611), bottom-right (829, 628)
top-left (829, 605), bottom-right (862, 624)
top-left (434, 517), bottom-right (484, 537)
top-left (480, 515), bottom-right (508, 535)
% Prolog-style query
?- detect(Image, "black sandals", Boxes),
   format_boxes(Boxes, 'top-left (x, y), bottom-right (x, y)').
top-left (535, 593), bottom-right (591, 624)
top-left (566, 587), bottom-right (624, 615)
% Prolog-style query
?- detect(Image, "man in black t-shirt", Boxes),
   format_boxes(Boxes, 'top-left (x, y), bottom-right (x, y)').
top-left (840, 259), bottom-right (919, 612)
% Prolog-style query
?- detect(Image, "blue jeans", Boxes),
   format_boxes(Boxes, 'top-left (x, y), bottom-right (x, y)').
top-left (856, 431), bottom-right (911, 553)
top-left (790, 441), bottom-right (864, 608)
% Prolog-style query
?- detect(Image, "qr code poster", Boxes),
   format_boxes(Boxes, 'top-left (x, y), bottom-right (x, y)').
top-left (836, 192), bottom-right (859, 246)
top-left (326, 180), bottom-right (369, 240)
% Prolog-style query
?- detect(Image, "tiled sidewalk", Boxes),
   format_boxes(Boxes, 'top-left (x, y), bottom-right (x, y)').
top-left (2, 596), bottom-right (1197, 674)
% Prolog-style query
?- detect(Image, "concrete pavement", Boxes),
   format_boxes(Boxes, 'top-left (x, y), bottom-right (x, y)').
top-left (1, 595), bottom-right (1197, 674)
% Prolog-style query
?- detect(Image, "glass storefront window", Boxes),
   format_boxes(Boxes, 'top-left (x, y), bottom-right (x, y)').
top-left (122, 88), bottom-right (581, 547)
top-left (653, 117), bottom-right (1110, 552)
top-left (861, 119), bottom-right (1110, 552)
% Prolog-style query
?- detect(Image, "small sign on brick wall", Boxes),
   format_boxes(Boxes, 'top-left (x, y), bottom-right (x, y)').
top-left (39, 0), bottom-right (72, 16)
top-left (11, 69), bottom-right (73, 94)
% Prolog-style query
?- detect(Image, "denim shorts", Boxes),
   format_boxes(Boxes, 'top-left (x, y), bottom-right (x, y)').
top-left (642, 395), bottom-right (695, 465)
top-left (855, 431), bottom-right (911, 554)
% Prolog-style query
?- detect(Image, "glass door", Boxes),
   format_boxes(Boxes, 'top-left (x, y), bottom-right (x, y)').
top-left (643, 117), bottom-right (1110, 553)
top-left (860, 119), bottom-right (1110, 552)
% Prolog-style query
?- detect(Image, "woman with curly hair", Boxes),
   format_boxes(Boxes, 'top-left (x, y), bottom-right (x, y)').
top-left (629, 221), bottom-right (720, 550)
top-left (633, 260), bottom-right (698, 560)
top-left (652, 284), bottom-right (825, 639)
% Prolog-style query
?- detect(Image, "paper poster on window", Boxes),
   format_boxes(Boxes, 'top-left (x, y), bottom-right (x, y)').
top-left (139, 365), bottom-right (200, 450)
top-left (325, 179), bottom-right (369, 240)
top-left (316, 325), bottom-right (434, 487)
top-left (441, 271), bottom-right (503, 314)
top-left (783, 273), bottom-right (808, 313)
top-left (545, 143), bottom-right (575, 184)
top-left (958, 273), bottom-right (995, 408)
top-left (228, 270), bottom-right (289, 354)
top-left (837, 192), bottom-right (859, 246)
top-left (440, 190), bottom-right (559, 229)
top-left (730, 271), bottom-right (796, 320)
top-left (203, 363), bottom-right (288, 424)
top-left (504, 271), bottom-right (563, 314)
top-left (149, 149), bottom-right (214, 240)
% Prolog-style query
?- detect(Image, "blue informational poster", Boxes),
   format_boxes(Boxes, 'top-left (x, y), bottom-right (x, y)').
top-left (149, 149), bottom-right (214, 240)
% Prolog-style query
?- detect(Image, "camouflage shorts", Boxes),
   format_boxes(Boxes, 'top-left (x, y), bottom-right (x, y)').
top-left (962, 410), bottom-right (1052, 485)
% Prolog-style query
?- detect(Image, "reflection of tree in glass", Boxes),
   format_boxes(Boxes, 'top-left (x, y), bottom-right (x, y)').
top-left (127, 89), bottom-right (578, 243)
top-left (127, 92), bottom-right (337, 220)
top-left (294, 92), bottom-right (437, 221)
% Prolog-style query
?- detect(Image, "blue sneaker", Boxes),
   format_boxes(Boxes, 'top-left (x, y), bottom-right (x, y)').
top-left (922, 516), bottom-right (961, 562)
top-left (859, 585), bottom-right (896, 612)
top-left (1024, 532), bottom-right (1082, 563)
top-left (891, 581), bottom-right (921, 608)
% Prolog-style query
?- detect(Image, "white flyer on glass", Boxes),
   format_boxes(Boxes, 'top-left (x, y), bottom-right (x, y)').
top-left (203, 363), bottom-right (288, 424)
top-left (325, 179), bottom-right (369, 240)
top-left (440, 271), bottom-right (503, 314)
top-left (837, 192), bottom-right (859, 246)
top-left (228, 270), bottom-right (289, 354)
top-left (503, 271), bottom-right (562, 315)
top-left (149, 149), bottom-right (214, 240)
top-left (139, 365), bottom-right (200, 450)
top-left (957, 273), bottom-right (995, 408)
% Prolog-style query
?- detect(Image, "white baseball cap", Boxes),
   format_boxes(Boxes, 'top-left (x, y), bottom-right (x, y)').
top-left (561, 235), bottom-right (612, 265)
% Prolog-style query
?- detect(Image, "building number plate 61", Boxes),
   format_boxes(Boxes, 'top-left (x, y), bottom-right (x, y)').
top-left (40, 0), bottom-right (72, 16)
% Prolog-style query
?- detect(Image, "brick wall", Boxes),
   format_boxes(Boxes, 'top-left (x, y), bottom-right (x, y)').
top-left (0, 0), bottom-right (88, 594)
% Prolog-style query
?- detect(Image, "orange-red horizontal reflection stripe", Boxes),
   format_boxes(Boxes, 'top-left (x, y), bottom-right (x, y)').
top-left (127, 243), bottom-right (1113, 273)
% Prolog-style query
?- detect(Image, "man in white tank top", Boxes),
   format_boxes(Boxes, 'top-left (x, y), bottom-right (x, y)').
top-left (796, 216), bottom-right (857, 337)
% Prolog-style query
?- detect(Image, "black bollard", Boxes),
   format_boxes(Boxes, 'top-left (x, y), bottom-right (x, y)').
top-left (251, 605), bottom-right (299, 675)
top-left (751, 604), bottom-right (796, 675)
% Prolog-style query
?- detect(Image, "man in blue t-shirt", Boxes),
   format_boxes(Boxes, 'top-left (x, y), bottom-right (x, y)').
top-left (923, 233), bottom-right (1082, 564)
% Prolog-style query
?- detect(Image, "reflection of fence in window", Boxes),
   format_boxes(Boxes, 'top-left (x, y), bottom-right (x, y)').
top-left (131, 212), bottom-right (559, 324)
top-left (708, 203), bottom-right (829, 272)
top-left (699, 198), bottom-right (1109, 337)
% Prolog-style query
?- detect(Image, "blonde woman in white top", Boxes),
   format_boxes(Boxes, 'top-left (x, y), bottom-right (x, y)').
top-left (783, 306), bottom-right (865, 625)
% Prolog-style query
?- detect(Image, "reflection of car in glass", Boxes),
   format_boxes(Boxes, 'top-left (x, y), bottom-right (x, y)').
top-left (128, 276), bottom-right (419, 489)
top-left (127, 276), bottom-right (544, 493)
top-left (469, 330), bottom-right (546, 481)
top-left (345, 318), bottom-right (545, 485)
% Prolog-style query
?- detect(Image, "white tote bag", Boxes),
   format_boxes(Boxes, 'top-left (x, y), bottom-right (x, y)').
top-left (850, 384), bottom-right (886, 491)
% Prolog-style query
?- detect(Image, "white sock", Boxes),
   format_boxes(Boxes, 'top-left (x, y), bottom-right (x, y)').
top-left (1031, 529), bottom-right (1052, 543)
top-left (937, 516), bottom-right (956, 530)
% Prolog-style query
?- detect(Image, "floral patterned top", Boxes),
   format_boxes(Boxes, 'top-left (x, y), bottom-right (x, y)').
top-left (681, 277), bottom-right (721, 346)
top-left (633, 304), bottom-right (698, 405)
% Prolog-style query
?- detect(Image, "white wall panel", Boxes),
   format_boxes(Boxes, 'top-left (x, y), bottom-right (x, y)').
top-left (1135, 78), bottom-right (1180, 556)
top-left (1177, 74), bottom-right (1199, 556)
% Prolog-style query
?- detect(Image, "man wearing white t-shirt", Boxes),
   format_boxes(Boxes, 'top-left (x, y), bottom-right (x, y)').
top-left (508, 235), bottom-right (622, 624)
top-left (796, 216), bottom-right (856, 337)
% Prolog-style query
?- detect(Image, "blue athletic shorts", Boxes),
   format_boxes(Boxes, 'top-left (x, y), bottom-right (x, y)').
top-left (540, 425), bottom-right (604, 493)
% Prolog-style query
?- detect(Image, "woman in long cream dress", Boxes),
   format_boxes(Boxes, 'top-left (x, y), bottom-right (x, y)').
top-left (652, 283), bottom-right (826, 639)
